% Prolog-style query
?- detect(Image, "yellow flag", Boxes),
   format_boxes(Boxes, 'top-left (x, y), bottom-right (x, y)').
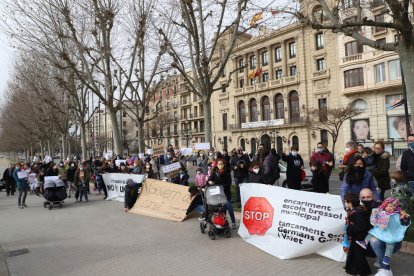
top-left (249, 11), bottom-right (264, 26)
top-left (248, 70), bottom-right (257, 79)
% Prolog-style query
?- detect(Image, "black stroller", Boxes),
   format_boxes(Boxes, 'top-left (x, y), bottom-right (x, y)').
top-left (43, 179), bottom-right (67, 210)
top-left (199, 185), bottom-right (231, 240)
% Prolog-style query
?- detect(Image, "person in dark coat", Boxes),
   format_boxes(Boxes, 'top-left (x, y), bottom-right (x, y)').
top-left (143, 163), bottom-right (156, 179)
top-left (230, 147), bottom-right (250, 205)
top-left (208, 158), bottom-right (237, 228)
top-left (248, 161), bottom-right (264, 183)
top-left (400, 134), bottom-right (414, 182)
top-left (344, 192), bottom-right (372, 276)
top-left (262, 148), bottom-right (280, 185)
top-left (369, 141), bottom-right (391, 201)
top-left (282, 146), bottom-right (304, 190)
top-left (45, 162), bottom-right (59, 176)
top-left (310, 160), bottom-right (329, 193)
top-left (124, 179), bottom-right (140, 212)
top-left (2, 163), bottom-right (16, 196)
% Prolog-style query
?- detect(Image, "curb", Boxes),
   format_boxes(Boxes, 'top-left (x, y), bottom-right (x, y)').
top-left (400, 241), bottom-right (414, 255)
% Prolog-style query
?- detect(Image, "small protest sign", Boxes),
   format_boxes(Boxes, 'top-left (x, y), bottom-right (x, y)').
top-left (194, 143), bottom-right (211, 150)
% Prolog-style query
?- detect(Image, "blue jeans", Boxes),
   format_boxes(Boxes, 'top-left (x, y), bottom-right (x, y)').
top-left (194, 204), bottom-right (205, 214)
top-left (226, 200), bottom-right (236, 224)
top-left (234, 178), bottom-right (247, 203)
top-left (369, 237), bottom-right (401, 269)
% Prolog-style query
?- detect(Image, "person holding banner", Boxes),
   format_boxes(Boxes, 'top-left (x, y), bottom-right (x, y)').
top-left (207, 158), bottom-right (237, 229)
top-left (13, 163), bottom-right (29, 209)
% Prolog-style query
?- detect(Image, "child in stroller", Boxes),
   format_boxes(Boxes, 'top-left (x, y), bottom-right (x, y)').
top-left (199, 184), bottom-right (232, 240)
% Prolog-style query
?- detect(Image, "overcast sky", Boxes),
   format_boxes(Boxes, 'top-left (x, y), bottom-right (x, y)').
top-left (0, 29), bottom-right (14, 101)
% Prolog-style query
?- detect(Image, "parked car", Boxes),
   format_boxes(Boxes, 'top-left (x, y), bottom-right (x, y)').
top-left (277, 161), bottom-right (313, 191)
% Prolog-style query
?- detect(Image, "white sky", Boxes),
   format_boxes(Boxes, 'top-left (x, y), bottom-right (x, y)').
top-left (0, 26), bottom-right (14, 101)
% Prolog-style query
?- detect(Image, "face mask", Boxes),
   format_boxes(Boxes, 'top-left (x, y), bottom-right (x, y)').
top-left (53, 166), bottom-right (57, 169)
top-left (180, 173), bottom-right (185, 177)
top-left (252, 168), bottom-right (260, 174)
top-left (361, 200), bottom-right (374, 208)
top-left (358, 149), bottom-right (364, 153)
top-left (196, 171), bottom-right (201, 174)
top-left (217, 164), bottom-right (224, 170)
top-left (344, 147), bottom-right (350, 153)
top-left (318, 148), bottom-right (324, 153)
top-left (408, 142), bottom-right (414, 150)
top-left (71, 164), bottom-right (75, 167)
top-left (166, 155), bottom-right (171, 158)
top-left (291, 151), bottom-right (298, 156)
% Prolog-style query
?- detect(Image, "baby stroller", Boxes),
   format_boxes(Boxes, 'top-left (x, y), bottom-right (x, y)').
top-left (43, 179), bottom-right (67, 210)
top-left (199, 185), bottom-right (231, 240)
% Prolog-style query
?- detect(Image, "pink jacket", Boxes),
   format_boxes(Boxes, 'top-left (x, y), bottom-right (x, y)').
top-left (195, 173), bottom-right (207, 188)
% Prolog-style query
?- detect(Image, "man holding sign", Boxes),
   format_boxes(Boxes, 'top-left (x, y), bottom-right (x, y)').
top-left (13, 163), bottom-right (29, 209)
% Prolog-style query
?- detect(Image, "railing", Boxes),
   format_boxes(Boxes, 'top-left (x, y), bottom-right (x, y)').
top-left (219, 92), bottom-right (229, 98)
top-left (180, 100), bottom-right (191, 106)
top-left (270, 79), bottom-right (282, 87)
top-left (342, 54), bottom-right (362, 63)
top-left (235, 88), bottom-right (243, 94)
top-left (312, 70), bottom-right (328, 78)
top-left (245, 85), bottom-right (256, 92)
top-left (284, 75), bottom-right (297, 83)
top-left (256, 82), bottom-right (268, 90)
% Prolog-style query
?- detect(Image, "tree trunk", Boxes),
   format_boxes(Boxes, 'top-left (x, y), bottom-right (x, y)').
top-left (203, 97), bottom-right (212, 143)
top-left (108, 108), bottom-right (122, 156)
top-left (80, 123), bottom-right (88, 160)
top-left (47, 141), bottom-right (52, 159)
top-left (398, 45), bottom-right (414, 123)
top-left (137, 118), bottom-right (145, 153)
top-left (61, 134), bottom-right (67, 161)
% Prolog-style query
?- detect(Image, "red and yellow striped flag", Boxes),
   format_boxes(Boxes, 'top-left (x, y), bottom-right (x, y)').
top-left (249, 11), bottom-right (264, 27)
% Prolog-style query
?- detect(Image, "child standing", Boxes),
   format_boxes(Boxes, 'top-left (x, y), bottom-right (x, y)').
top-left (78, 172), bottom-right (88, 203)
top-left (194, 167), bottom-right (207, 188)
top-left (248, 161), bottom-right (264, 184)
top-left (357, 197), bottom-right (410, 266)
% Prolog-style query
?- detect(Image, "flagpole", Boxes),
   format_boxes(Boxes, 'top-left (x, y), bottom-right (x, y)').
top-left (401, 62), bottom-right (411, 138)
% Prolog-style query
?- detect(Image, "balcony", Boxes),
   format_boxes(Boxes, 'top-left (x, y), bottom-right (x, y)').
top-left (180, 113), bottom-right (193, 120)
top-left (245, 85), bottom-right (256, 93)
top-left (235, 88), bottom-right (243, 94)
top-left (342, 54), bottom-right (362, 63)
top-left (228, 117), bottom-right (305, 131)
top-left (180, 100), bottom-right (191, 107)
top-left (193, 127), bottom-right (205, 134)
top-left (284, 74), bottom-right (299, 84)
top-left (219, 92), bottom-right (229, 99)
top-left (256, 82), bottom-right (268, 91)
top-left (270, 79), bottom-right (282, 88)
top-left (312, 69), bottom-right (330, 79)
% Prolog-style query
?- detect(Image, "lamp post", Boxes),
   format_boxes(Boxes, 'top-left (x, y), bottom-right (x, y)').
top-left (182, 119), bottom-right (191, 147)
top-left (270, 130), bottom-right (279, 152)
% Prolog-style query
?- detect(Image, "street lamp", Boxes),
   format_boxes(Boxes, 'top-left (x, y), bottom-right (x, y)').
top-left (270, 129), bottom-right (279, 151)
top-left (181, 119), bottom-right (192, 147)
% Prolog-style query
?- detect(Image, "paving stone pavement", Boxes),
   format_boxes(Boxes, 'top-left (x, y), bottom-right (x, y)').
top-left (0, 161), bottom-right (412, 275)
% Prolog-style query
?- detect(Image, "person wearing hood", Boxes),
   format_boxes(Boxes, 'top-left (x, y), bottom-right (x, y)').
top-left (362, 147), bottom-right (375, 170)
top-left (369, 141), bottom-right (391, 201)
top-left (262, 148), bottom-right (280, 185)
top-left (248, 161), bottom-right (264, 184)
top-left (282, 146), bottom-right (304, 190)
top-left (230, 147), bottom-right (250, 205)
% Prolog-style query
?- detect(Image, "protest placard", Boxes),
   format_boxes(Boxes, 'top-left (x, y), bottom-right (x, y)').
top-left (17, 171), bottom-right (28, 179)
top-left (162, 162), bottom-right (182, 174)
top-left (238, 184), bottom-right (346, 262)
top-left (115, 160), bottom-right (127, 167)
top-left (151, 145), bottom-right (165, 157)
top-left (146, 148), bottom-right (153, 155)
top-left (44, 176), bottom-right (59, 182)
top-left (180, 148), bottom-right (193, 156)
top-left (194, 143), bottom-right (210, 150)
top-left (102, 173), bottom-right (145, 202)
top-left (129, 179), bottom-right (191, 221)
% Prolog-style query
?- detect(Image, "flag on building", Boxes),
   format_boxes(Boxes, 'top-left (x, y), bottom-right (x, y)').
top-left (386, 98), bottom-right (405, 111)
top-left (249, 11), bottom-right (264, 26)
top-left (255, 68), bottom-right (263, 77)
top-left (248, 70), bottom-right (257, 79)
top-left (270, 9), bottom-right (279, 16)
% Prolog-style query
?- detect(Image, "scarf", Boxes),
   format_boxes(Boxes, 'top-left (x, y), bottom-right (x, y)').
top-left (378, 197), bottom-right (402, 215)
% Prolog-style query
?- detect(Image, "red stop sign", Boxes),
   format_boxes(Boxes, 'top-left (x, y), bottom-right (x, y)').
top-left (243, 197), bottom-right (274, 235)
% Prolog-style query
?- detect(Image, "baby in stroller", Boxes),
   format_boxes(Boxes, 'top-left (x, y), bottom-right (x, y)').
top-left (199, 184), bottom-right (232, 240)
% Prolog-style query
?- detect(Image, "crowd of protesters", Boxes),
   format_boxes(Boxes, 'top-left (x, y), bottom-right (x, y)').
top-left (2, 135), bottom-right (414, 275)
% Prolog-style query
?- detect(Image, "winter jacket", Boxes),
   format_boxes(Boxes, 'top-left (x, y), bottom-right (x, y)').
top-left (248, 171), bottom-right (265, 184)
top-left (262, 153), bottom-right (280, 184)
top-left (197, 154), bottom-right (209, 174)
top-left (124, 182), bottom-right (140, 209)
top-left (369, 151), bottom-right (391, 190)
top-left (2, 167), bottom-right (15, 184)
top-left (400, 148), bottom-right (414, 181)
top-left (230, 154), bottom-right (250, 179)
top-left (13, 168), bottom-right (28, 190)
top-left (309, 151), bottom-right (334, 172)
top-left (340, 170), bottom-right (379, 202)
top-left (194, 173), bottom-right (207, 187)
top-left (311, 168), bottom-right (329, 193)
top-left (66, 166), bottom-right (77, 182)
top-left (282, 153), bottom-right (304, 190)
top-left (208, 169), bottom-right (232, 201)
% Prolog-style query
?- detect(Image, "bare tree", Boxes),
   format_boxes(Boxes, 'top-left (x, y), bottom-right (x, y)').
top-left (306, 105), bottom-right (363, 156)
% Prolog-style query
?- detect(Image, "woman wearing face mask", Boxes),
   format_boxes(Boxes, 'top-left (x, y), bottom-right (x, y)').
top-left (310, 160), bottom-right (329, 193)
top-left (66, 161), bottom-right (77, 198)
top-left (207, 158), bottom-right (237, 229)
top-left (143, 162), bottom-right (155, 179)
top-left (45, 162), bottom-right (59, 176)
top-left (340, 156), bottom-right (380, 204)
top-left (197, 150), bottom-right (209, 174)
top-left (369, 141), bottom-right (391, 201)
top-left (248, 161), bottom-right (264, 184)
top-left (282, 146), bottom-right (304, 190)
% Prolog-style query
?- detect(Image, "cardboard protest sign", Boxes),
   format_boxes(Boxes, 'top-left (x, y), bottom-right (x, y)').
top-left (162, 162), bottom-right (182, 179)
top-left (17, 171), bottom-right (28, 179)
top-left (129, 179), bottom-right (191, 222)
top-left (238, 184), bottom-right (346, 262)
top-left (146, 148), bottom-right (153, 155)
top-left (151, 145), bottom-right (165, 157)
top-left (102, 173), bottom-right (145, 202)
top-left (194, 143), bottom-right (210, 150)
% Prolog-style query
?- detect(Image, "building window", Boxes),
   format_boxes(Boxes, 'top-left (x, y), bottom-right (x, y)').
top-left (239, 78), bottom-right (245, 88)
top-left (345, 41), bottom-right (363, 56)
top-left (289, 42), bottom-right (296, 58)
top-left (261, 51), bottom-right (268, 66)
top-left (292, 135), bottom-right (299, 150)
top-left (385, 94), bottom-right (403, 107)
top-left (344, 68), bottom-right (364, 88)
top-left (320, 130), bottom-right (328, 145)
top-left (289, 91), bottom-right (300, 123)
top-left (262, 72), bottom-right (269, 82)
top-left (375, 62), bottom-right (386, 83)
top-left (123, 121), bottom-right (127, 127)
top-left (289, 65), bottom-right (297, 76)
top-left (312, 6), bottom-right (324, 22)
top-left (389, 59), bottom-right (401, 80)
top-left (275, 93), bottom-right (284, 119)
top-left (222, 113), bottom-right (228, 130)
top-left (249, 98), bottom-right (258, 122)
top-left (249, 55), bottom-right (256, 70)
top-left (240, 139), bottom-right (246, 151)
top-left (318, 98), bottom-right (327, 121)
top-left (238, 101), bottom-right (246, 127)
top-left (342, 0), bottom-right (355, 8)
top-left (274, 46), bottom-right (282, 62)
top-left (316, 58), bottom-right (326, 71)
top-left (374, 14), bottom-right (385, 32)
top-left (123, 111), bottom-right (127, 117)
top-left (275, 69), bottom-right (283, 79)
top-left (221, 84), bottom-right (227, 93)
top-left (261, 96), bottom-right (271, 121)
top-left (315, 32), bottom-right (324, 50)
top-left (238, 58), bottom-right (244, 72)
top-left (352, 99), bottom-right (369, 112)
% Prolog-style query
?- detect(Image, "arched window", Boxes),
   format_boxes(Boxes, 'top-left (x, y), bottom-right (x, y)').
top-left (292, 135), bottom-right (299, 150)
top-left (275, 93), bottom-right (284, 119)
top-left (240, 139), bottom-right (246, 151)
top-left (261, 96), bottom-right (271, 121)
top-left (277, 136), bottom-right (283, 155)
top-left (251, 138), bottom-right (257, 155)
top-left (289, 91), bottom-right (300, 123)
top-left (249, 98), bottom-right (258, 122)
top-left (352, 99), bottom-right (369, 112)
top-left (261, 134), bottom-right (271, 154)
top-left (238, 101), bottom-right (246, 127)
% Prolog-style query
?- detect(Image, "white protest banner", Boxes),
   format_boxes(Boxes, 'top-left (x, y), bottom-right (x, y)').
top-left (28, 173), bottom-right (36, 183)
top-left (115, 159), bottom-right (127, 167)
top-left (138, 153), bottom-right (145, 159)
top-left (180, 148), bottom-right (193, 156)
top-left (238, 184), bottom-right (346, 262)
top-left (129, 179), bottom-right (191, 221)
top-left (17, 171), bottom-right (28, 179)
top-left (162, 162), bottom-right (182, 174)
top-left (102, 173), bottom-right (145, 202)
top-left (44, 176), bottom-right (59, 182)
top-left (194, 143), bottom-right (210, 150)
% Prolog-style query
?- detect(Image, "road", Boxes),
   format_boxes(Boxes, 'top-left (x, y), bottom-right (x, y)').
top-left (0, 159), bottom-right (410, 276)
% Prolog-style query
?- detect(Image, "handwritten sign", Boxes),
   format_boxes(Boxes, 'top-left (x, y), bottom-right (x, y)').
top-left (115, 160), bottom-right (127, 167)
top-left (162, 162), bottom-right (182, 174)
top-left (17, 171), bottom-right (28, 179)
top-left (102, 173), bottom-right (146, 202)
top-left (44, 176), bottom-right (59, 182)
top-left (151, 145), bottom-right (165, 157)
top-left (129, 179), bottom-right (191, 221)
top-left (180, 148), bottom-right (193, 156)
top-left (194, 143), bottom-right (210, 150)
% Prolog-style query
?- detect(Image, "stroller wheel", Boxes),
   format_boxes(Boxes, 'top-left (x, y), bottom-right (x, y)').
top-left (208, 231), bottom-right (215, 240)
top-left (225, 229), bottom-right (231, 238)
top-left (200, 222), bottom-right (206, 234)
top-left (59, 203), bottom-right (63, 208)
top-left (48, 204), bottom-right (53, 210)
top-left (43, 202), bottom-right (47, 208)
